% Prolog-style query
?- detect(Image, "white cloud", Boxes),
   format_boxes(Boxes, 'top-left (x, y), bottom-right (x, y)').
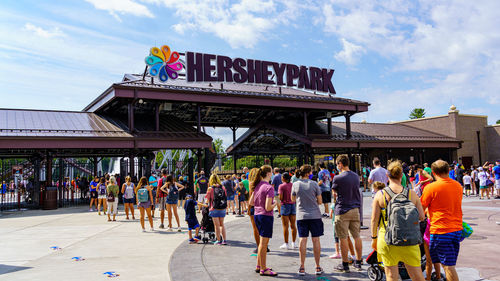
top-left (85, 0), bottom-right (154, 21)
top-left (24, 23), bottom-right (65, 38)
top-left (144, 0), bottom-right (307, 49)
top-left (334, 38), bottom-right (365, 65)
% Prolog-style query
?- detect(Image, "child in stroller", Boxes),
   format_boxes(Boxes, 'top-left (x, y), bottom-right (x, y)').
top-left (366, 246), bottom-right (430, 281)
top-left (200, 206), bottom-right (216, 243)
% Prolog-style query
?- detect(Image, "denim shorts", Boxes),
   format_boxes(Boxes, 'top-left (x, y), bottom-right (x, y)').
top-left (227, 194), bottom-right (235, 201)
top-left (186, 218), bottom-right (200, 230)
top-left (297, 219), bottom-right (324, 238)
top-left (280, 204), bottom-right (296, 216)
top-left (123, 197), bottom-right (135, 204)
top-left (166, 198), bottom-right (178, 205)
top-left (254, 215), bottom-right (274, 238)
top-left (209, 209), bottom-right (226, 218)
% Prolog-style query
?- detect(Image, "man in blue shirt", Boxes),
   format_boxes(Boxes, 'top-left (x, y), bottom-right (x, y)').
top-left (318, 163), bottom-right (332, 217)
top-left (271, 168), bottom-right (282, 217)
top-left (493, 160), bottom-right (500, 198)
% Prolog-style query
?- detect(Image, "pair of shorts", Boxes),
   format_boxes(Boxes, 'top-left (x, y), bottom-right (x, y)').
top-left (334, 208), bottom-right (360, 239)
top-left (464, 184), bottom-right (471, 190)
top-left (238, 194), bottom-right (246, 202)
top-left (254, 214), bottom-right (274, 238)
top-left (123, 197), bottom-right (135, 204)
top-left (179, 189), bottom-right (186, 200)
top-left (186, 218), bottom-right (200, 230)
top-left (138, 201), bottom-right (152, 209)
top-left (227, 194), bottom-right (235, 201)
top-left (158, 197), bottom-right (167, 210)
top-left (198, 193), bottom-right (206, 203)
top-left (166, 198), bottom-right (178, 205)
top-left (429, 230), bottom-right (461, 266)
top-left (98, 195), bottom-right (106, 200)
top-left (90, 190), bottom-right (98, 199)
top-left (480, 185), bottom-right (488, 189)
top-left (280, 204), bottom-right (296, 216)
top-left (297, 219), bottom-right (324, 237)
top-left (321, 191), bottom-right (332, 204)
top-left (209, 209), bottom-right (226, 218)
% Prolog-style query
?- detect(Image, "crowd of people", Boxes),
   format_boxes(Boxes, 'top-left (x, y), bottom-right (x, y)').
top-left (57, 157), bottom-right (499, 280)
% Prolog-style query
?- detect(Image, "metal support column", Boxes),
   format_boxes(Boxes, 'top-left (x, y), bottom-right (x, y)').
top-left (197, 104), bottom-right (201, 134)
top-left (128, 102), bottom-right (135, 132)
top-left (155, 103), bottom-right (160, 131)
top-left (476, 131), bottom-right (482, 164)
top-left (197, 149), bottom-right (202, 172)
top-left (233, 154), bottom-right (237, 174)
top-left (46, 154), bottom-right (53, 186)
top-left (327, 117), bottom-right (332, 135)
top-left (58, 158), bottom-right (64, 207)
top-left (303, 111), bottom-right (308, 136)
top-left (138, 156), bottom-right (144, 178)
top-left (92, 157), bottom-right (98, 178)
top-left (345, 113), bottom-right (352, 139)
top-left (129, 153), bottom-right (135, 180)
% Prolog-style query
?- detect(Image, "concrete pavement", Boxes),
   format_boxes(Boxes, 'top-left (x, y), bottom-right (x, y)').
top-left (0, 193), bottom-right (498, 281)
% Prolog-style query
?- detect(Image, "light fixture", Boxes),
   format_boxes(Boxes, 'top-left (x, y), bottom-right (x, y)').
top-left (138, 99), bottom-right (144, 104)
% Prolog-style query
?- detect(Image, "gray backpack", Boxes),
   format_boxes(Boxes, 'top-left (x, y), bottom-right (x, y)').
top-left (382, 187), bottom-right (422, 246)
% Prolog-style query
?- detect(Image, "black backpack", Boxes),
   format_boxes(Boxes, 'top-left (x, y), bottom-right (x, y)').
top-left (213, 186), bottom-right (227, 209)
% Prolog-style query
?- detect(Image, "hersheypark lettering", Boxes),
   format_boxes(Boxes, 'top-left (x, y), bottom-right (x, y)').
top-left (186, 52), bottom-right (336, 94)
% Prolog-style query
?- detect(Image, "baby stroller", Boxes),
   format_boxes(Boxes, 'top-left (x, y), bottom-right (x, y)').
top-left (366, 246), bottom-right (427, 281)
top-left (200, 206), bottom-right (216, 244)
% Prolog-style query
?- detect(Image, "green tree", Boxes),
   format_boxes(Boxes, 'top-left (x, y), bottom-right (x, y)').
top-left (409, 108), bottom-right (426, 119)
top-left (212, 138), bottom-right (225, 154)
top-left (496, 119), bottom-right (500, 124)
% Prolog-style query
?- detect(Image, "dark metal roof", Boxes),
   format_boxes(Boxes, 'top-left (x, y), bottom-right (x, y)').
top-left (118, 74), bottom-right (369, 105)
top-left (314, 121), bottom-right (459, 142)
top-left (0, 109), bottom-right (131, 138)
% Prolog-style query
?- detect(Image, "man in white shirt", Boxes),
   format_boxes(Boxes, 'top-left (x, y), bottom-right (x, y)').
top-left (368, 158), bottom-right (388, 197)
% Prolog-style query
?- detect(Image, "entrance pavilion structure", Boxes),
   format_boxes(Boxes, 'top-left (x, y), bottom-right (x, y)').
top-left (0, 73), bottom-right (460, 210)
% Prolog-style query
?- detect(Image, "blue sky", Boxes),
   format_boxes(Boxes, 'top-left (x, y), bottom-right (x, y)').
top-left (1, 0), bottom-right (499, 148)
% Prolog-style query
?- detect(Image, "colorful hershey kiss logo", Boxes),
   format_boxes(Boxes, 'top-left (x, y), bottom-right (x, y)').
top-left (145, 45), bottom-right (183, 82)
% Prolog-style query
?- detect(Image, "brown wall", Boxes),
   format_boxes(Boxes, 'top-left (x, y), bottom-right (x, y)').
top-left (456, 115), bottom-right (488, 166)
top-left (396, 111), bottom-right (490, 166)
top-left (486, 125), bottom-right (500, 162)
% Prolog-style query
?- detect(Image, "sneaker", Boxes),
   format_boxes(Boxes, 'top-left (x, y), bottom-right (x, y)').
top-left (334, 263), bottom-right (350, 273)
top-left (194, 235), bottom-right (201, 240)
top-left (150, 228), bottom-right (155, 232)
top-left (290, 242), bottom-right (297, 249)
top-left (297, 267), bottom-right (305, 276)
top-left (177, 227), bottom-right (182, 232)
top-left (167, 227), bottom-right (173, 231)
top-left (329, 253), bottom-right (341, 259)
top-left (280, 243), bottom-right (289, 250)
top-left (322, 213), bottom-right (329, 218)
top-left (142, 228), bottom-right (146, 232)
top-left (222, 240), bottom-right (227, 245)
top-left (315, 267), bottom-right (324, 275)
top-left (353, 261), bottom-right (362, 271)
top-left (214, 240), bottom-right (222, 245)
top-left (89, 208), bottom-right (93, 212)
top-left (189, 238), bottom-right (197, 243)
top-left (233, 211), bottom-right (236, 215)
top-left (159, 224), bottom-right (165, 229)
top-left (253, 248), bottom-right (258, 254)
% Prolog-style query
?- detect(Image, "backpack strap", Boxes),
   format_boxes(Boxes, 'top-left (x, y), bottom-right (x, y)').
top-left (383, 186), bottom-right (396, 199)
top-left (404, 187), bottom-right (411, 200)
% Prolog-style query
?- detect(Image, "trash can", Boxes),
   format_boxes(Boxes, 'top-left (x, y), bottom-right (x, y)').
top-left (43, 186), bottom-right (58, 210)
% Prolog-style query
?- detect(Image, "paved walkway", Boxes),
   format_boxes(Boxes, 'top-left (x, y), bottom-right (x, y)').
top-left (170, 195), bottom-right (500, 281)
top-left (0, 193), bottom-right (498, 281)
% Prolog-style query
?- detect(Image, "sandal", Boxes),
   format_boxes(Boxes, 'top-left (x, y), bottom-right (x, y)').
top-left (298, 267), bottom-right (305, 276)
top-left (255, 266), bottom-right (260, 273)
top-left (315, 267), bottom-right (324, 275)
top-left (260, 268), bottom-right (278, 277)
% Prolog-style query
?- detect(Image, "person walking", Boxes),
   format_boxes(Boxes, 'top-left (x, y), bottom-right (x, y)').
top-left (421, 160), bottom-right (463, 281)
top-left (89, 176), bottom-right (99, 212)
top-left (318, 163), bottom-right (332, 217)
top-left (106, 176), bottom-right (119, 222)
top-left (196, 171), bottom-right (209, 203)
top-left (206, 173), bottom-right (228, 245)
top-left (96, 178), bottom-right (107, 215)
top-left (156, 169), bottom-right (168, 228)
top-left (121, 176), bottom-right (136, 220)
top-left (248, 168), bottom-right (263, 253)
top-left (222, 175), bottom-right (236, 215)
top-left (472, 166), bottom-right (480, 196)
top-left (278, 172), bottom-right (297, 250)
top-left (136, 176), bottom-right (154, 232)
top-left (478, 167), bottom-right (490, 199)
top-left (370, 161), bottom-right (425, 281)
top-left (368, 158), bottom-right (389, 197)
top-left (493, 160), bottom-right (500, 198)
top-left (249, 165), bottom-right (278, 277)
top-left (271, 168), bottom-right (282, 218)
top-left (148, 171), bottom-right (158, 217)
top-left (291, 164), bottom-right (324, 276)
top-left (160, 174), bottom-right (185, 232)
top-left (332, 155), bottom-right (363, 273)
